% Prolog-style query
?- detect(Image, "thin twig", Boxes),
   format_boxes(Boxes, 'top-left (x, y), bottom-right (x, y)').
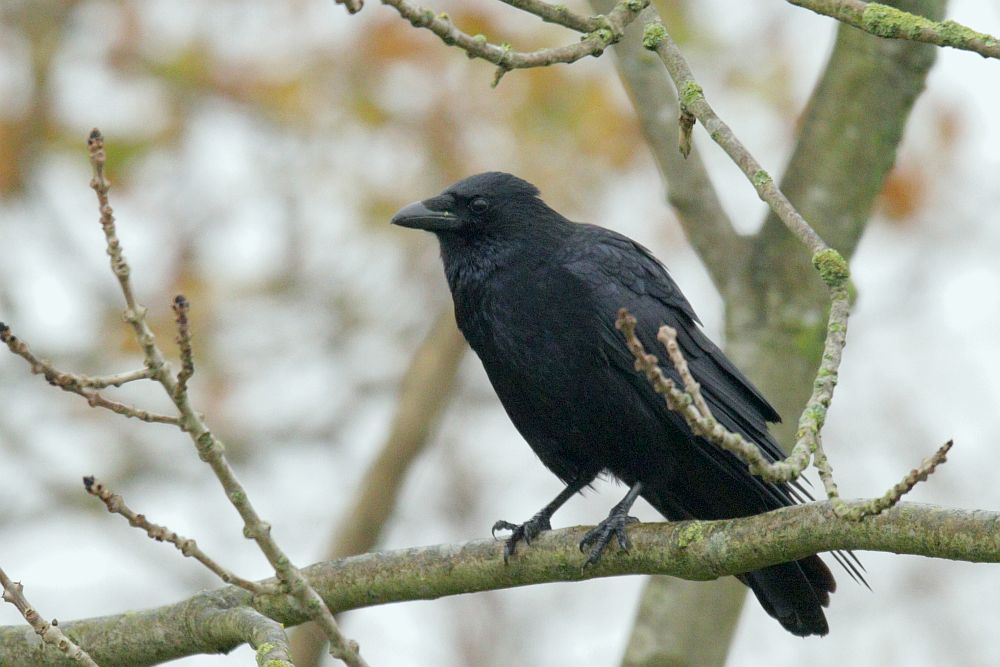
top-left (172, 294), bottom-right (194, 401)
top-left (380, 0), bottom-right (647, 85)
top-left (0, 325), bottom-right (154, 389)
top-left (788, 286), bottom-right (851, 506)
top-left (81, 391), bottom-right (181, 425)
top-left (616, 310), bottom-right (802, 482)
top-left (1, 567), bottom-right (99, 667)
top-left (839, 440), bottom-right (954, 519)
top-left (85, 129), bottom-right (367, 667)
top-left (335, 0), bottom-right (363, 14)
top-left (656, 326), bottom-right (711, 418)
top-left (786, 0), bottom-right (999, 60)
top-left (498, 0), bottom-right (603, 32)
top-left (83, 476), bottom-right (277, 596)
top-left (618, 309), bottom-right (952, 517)
top-left (642, 22), bottom-right (828, 256)
top-left (0, 322), bottom-right (181, 425)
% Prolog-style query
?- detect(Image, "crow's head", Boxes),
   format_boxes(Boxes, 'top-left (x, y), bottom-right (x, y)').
top-left (391, 172), bottom-right (559, 238)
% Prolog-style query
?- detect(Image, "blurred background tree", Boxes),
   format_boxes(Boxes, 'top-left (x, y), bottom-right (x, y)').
top-left (0, 1), bottom-right (998, 666)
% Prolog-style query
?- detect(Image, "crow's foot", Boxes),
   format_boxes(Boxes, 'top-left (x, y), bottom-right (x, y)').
top-left (579, 512), bottom-right (640, 566)
top-left (492, 514), bottom-right (552, 563)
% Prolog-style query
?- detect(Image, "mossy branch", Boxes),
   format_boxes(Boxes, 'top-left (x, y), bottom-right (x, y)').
top-left (787, 0), bottom-right (999, 59)
top-left (0, 501), bottom-right (994, 665)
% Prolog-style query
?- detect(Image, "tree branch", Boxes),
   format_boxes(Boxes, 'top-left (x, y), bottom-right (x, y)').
top-left (0, 568), bottom-right (99, 667)
top-left (0, 323), bottom-right (180, 425)
top-left (499, 0), bottom-right (604, 32)
top-left (0, 501), bottom-right (993, 665)
top-left (83, 129), bottom-right (368, 667)
top-left (83, 477), bottom-right (276, 596)
top-left (379, 0), bottom-right (648, 85)
top-left (641, 22), bottom-right (831, 257)
top-left (786, 0), bottom-right (999, 59)
top-left (617, 309), bottom-right (951, 518)
top-left (592, 1), bottom-right (747, 292)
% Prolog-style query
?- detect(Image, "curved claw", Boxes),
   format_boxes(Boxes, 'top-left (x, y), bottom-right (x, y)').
top-left (579, 514), bottom-right (640, 566)
top-left (491, 520), bottom-right (518, 539)
top-left (491, 514), bottom-right (553, 563)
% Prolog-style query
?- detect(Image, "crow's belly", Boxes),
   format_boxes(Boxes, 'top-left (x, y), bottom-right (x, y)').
top-left (485, 354), bottom-right (781, 520)
top-left (483, 356), bottom-right (687, 486)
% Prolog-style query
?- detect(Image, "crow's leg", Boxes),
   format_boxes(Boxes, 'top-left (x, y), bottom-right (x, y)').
top-left (493, 475), bottom-right (592, 562)
top-left (579, 482), bottom-right (643, 566)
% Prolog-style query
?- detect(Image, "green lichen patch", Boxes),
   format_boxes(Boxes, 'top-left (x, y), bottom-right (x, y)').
top-left (642, 21), bottom-right (667, 50)
top-left (590, 27), bottom-right (614, 45)
top-left (812, 248), bottom-right (850, 288)
top-left (679, 81), bottom-right (703, 107)
top-left (677, 522), bottom-right (705, 547)
top-left (752, 169), bottom-right (772, 189)
top-left (861, 3), bottom-right (933, 39)
top-left (859, 2), bottom-right (994, 51)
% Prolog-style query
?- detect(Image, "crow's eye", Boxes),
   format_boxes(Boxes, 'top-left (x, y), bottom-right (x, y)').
top-left (469, 197), bottom-right (489, 213)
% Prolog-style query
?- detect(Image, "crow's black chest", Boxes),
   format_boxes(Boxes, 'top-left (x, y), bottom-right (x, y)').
top-left (447, 252), bottom-right (621, 481)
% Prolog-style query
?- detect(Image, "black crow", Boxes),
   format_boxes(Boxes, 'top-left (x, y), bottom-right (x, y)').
top-left (392, 171), bottom-right (854, 637)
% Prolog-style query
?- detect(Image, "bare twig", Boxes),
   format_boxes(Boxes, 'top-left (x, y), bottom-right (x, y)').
top-left (1, 567), bottom-right (99, 667)
top-left (83, 129), bottom-right (367, 667)
top-left (499, 0), bottom-right (603, 32)
top-left (641, 22), bottom-right (829, 257)
top-left (839, 440), bottom-right (954, 519)
top-left (335, 0), bottom-right (363, 14)
top-left (380, 0), bottom-right (648, 85)
top-left (786, 0), bottom-right (999, 60)
top-left (590, 0), bottom-right (746, 291)
top-left (656, 325), bottom-right (711, 418)
top-left (83, 476), bottom-right (277, 596)
top-left (616, 310), bottom-right (801, 482)
top-left (0, 322), bottom-right (180, 425)
top-left (617, 309), bottom-right (952, 517)
top-left (172, 294), bottom-right (194, 400)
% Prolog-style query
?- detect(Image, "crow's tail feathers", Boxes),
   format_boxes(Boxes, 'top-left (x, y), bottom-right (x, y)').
top-left (739, 555), bottom-right (835, 637)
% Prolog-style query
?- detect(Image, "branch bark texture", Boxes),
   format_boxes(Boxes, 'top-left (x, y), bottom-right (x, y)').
top-left (0, 501), bottom-right (993, 666)
top-left (600, 0), bottom-right (945, 663)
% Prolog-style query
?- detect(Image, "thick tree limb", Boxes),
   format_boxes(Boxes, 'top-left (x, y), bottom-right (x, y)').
top-left (620, 577), bottom-right (745, 667)
top-left (0, 501), bottom-right (993, 666)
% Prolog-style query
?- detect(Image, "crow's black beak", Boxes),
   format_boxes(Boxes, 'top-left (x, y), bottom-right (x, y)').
top-left (391, 200), bottom-right (462, 232)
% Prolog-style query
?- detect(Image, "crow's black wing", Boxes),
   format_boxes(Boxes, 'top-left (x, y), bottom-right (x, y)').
top-left (561, 224), bottom-right (788, 469)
